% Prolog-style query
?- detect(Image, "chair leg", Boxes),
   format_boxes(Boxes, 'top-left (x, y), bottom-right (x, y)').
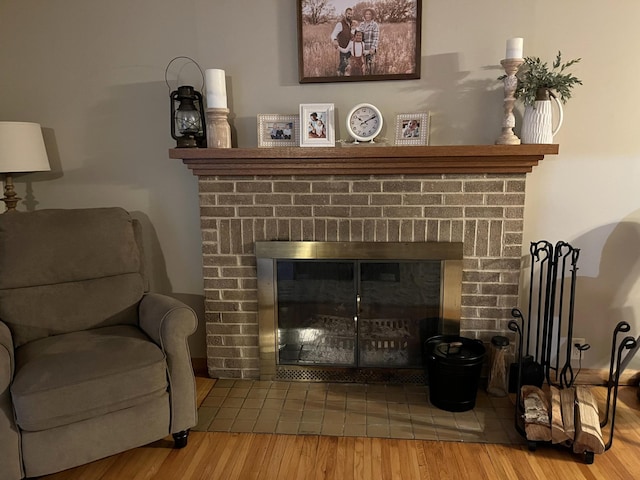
top-left (172, 429), bottom-right (189, 448)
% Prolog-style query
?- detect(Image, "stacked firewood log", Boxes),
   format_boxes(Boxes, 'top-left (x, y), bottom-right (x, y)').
top-left (521, 385), bottom-right (605, 455)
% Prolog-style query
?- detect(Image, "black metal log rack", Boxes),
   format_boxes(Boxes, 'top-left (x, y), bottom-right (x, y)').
top-left (508, 240), bottom-right (638, 464)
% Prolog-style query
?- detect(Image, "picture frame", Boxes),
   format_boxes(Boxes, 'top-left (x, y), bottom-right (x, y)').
top-left (395, 112), bottom-right (430, 145)
top-left (299, 103), bottom-right (335, 147)
top-left (257, 114), bottom-right (300, 147)
top-left (297, 0), bottom-right (422, 83)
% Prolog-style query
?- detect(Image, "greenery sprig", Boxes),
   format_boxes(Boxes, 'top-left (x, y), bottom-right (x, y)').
top-left (500, 51), bottom-right (582, 106)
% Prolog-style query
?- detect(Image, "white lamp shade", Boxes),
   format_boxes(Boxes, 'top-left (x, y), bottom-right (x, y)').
top-left (0, 121), bottom-right (50, 173)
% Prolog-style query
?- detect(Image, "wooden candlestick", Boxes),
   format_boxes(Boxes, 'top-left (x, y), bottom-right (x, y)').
top-left (206, 108), bottom-right (232, 148)
top-left (496, 58), bottom-right (524, 145)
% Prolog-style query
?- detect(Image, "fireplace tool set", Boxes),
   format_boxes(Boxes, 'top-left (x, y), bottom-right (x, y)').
top-left (508, 240), bottom-right (638, 463)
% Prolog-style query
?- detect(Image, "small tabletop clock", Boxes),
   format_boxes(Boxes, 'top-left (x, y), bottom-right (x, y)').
top-left (346, 103), bottom-right (383, 143)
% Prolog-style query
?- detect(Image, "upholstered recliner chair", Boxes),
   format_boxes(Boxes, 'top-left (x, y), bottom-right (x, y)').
top-left (0, 207), bottom-right (198, 479)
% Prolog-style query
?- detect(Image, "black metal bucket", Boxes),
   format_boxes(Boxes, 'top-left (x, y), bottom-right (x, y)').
top-left (424, 335), bottom-right (486, 412)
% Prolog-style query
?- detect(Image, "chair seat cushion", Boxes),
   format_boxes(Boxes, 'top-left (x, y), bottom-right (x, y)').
top-left (11, 325), bottom-right (168, 432)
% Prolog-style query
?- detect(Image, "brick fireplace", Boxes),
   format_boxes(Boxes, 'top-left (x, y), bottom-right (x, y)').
top-left (170, 144), bottom-right (558, 379)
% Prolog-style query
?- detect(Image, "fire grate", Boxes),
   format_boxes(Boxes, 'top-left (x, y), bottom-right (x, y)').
top-left (360, 339), bottom-right (410, 365)
top-left (279, 315), bottom-right (422, 367)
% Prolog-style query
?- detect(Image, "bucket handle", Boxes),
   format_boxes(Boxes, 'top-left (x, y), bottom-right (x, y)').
top-left (437, 341), bottom-right (463, 356)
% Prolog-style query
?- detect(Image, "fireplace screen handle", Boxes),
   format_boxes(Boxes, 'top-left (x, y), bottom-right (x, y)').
top-left (355, 294), bottom-right (361, 326)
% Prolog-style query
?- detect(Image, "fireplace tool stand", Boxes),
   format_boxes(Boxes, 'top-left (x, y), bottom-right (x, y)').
top-left (511, 241), bottom-right (581, 388)
top-left (508, 240), bottom-right (638, 463)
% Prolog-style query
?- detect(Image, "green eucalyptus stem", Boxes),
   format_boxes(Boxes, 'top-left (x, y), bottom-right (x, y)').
top-left (498, 51), bottom-right (582, 106)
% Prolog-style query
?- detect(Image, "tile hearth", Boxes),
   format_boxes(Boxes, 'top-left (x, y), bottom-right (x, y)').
top-left (195, 379), bottom-right (525, 444)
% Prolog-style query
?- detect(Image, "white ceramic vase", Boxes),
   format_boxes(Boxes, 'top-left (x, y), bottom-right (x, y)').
top-left (521, 88), bottom-right (563, 144)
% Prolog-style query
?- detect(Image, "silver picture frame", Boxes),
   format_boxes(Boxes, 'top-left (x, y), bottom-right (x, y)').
top-left (257, 114), bottom-right (300, 147)
top-left (395, 112), bottom-right (430, 145)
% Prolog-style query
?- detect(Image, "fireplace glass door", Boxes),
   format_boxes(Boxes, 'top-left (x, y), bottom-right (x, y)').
top-left (275, 260), bottom-right (441, 368)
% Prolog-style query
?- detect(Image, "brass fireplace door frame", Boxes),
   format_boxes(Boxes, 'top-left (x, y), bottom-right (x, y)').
top-left (256, 241), bottom-right (463, 380)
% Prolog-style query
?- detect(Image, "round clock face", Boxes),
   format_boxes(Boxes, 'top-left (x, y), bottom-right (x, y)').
top-left (347, 103), bottom-right (383, 142)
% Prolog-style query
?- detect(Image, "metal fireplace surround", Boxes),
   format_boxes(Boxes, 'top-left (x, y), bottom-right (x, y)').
top-left (256, 241), bottom-right (463, 382)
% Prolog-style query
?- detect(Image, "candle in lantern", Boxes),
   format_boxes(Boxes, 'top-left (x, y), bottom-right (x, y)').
top-left (505, 38), bottom-right (524, 59)
top-left (205, 68), bottom-right (227, 109)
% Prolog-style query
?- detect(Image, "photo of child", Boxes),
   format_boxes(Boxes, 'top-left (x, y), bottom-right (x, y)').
top-left (395, 112), bottom-right (430, 145)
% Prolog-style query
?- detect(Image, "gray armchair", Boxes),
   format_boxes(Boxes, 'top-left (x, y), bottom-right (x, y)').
top-left (0, 207), bottom-right (198, 479)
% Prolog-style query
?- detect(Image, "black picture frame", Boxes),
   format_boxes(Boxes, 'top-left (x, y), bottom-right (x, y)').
top-left (297, 0), bottom-right (422, 83)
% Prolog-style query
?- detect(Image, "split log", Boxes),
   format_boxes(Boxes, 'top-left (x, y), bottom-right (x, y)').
top-left (573, 386), bottom-right (605, 455)
top-left (522, 385), bottom-right (552, 441)
top-left (560, 387), bottom-right (576, 441)
top-left (550, 386), bottom-right (572, 446)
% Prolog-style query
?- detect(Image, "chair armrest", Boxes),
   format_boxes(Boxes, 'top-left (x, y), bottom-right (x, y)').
top-left (0, 320), bottom-right (23, 480)
top-left (139, 293), bottom-right (198, 433)
top-left (139, 293), bottom-right (197, 346)
top-left (0, 320), bottom-right (14, 383)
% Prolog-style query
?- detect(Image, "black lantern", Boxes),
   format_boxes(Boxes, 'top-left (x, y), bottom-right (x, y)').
top-left (170, 85), bottom-right (206, 148)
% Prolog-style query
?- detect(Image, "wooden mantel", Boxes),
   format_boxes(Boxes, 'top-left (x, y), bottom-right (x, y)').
top-left (169, 144), bottom-right (559, 176)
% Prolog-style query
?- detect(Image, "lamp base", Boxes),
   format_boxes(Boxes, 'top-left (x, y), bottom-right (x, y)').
top-left (1, 173), bottom-right (19, 212)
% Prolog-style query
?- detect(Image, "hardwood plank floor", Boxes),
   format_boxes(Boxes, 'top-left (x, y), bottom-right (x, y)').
top-left (40, 377), bottom-right (640, 480)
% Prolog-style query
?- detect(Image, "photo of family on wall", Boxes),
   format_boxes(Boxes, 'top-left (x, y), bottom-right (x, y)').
top-left (297, 0), bottom-right (422, 83)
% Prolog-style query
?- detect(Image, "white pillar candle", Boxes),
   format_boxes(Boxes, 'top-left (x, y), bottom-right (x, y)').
top-left (205, 68), bottom-right (227, 109)
top-left (505, 38), bottom-right (524, 59)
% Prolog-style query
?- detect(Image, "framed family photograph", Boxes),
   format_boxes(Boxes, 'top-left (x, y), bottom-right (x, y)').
top-left (395, 112), bottom-right (430, 145)
top-left (297, 0), bottom-right (422, 83)
top-left (299, 103), bottom-right (335, 147)
top-left (257, 114), bottom-right (299, 147)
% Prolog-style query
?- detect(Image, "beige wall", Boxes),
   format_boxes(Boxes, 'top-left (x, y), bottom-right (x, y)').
top-left (1, 0), bottom-right (639, 369)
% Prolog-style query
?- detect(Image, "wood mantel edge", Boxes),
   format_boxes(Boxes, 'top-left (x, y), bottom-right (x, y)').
top-left (169, 144), bottom-right (559, 176)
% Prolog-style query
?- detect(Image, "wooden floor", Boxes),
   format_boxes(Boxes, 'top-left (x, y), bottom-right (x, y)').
top-left (41, 376), bottom-right (640, 480)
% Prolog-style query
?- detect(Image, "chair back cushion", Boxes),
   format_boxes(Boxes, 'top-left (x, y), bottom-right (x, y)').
top-left (0, 208), bottom-right (145, 347)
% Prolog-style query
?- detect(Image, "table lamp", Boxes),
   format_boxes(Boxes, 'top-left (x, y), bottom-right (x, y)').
top-left (0, 122), bottom-right (51, 212)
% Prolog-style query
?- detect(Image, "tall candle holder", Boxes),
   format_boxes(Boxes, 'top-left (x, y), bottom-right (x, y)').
top-left (496, 58), bottom-right (524, 145)
top-left (206, 108), bottom-right (232, 148)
